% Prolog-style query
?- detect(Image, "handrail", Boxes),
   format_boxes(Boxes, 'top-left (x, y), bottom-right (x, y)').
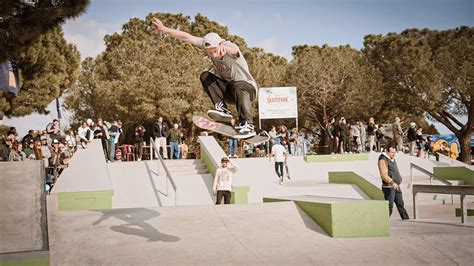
top-left (409, 163), bottom-right (452, 187)
top-left (149, 137), bottom-right (177, 205)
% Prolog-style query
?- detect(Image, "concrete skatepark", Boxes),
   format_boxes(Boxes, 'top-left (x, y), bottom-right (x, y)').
top-left (1, 138), bottom-right (473, 265)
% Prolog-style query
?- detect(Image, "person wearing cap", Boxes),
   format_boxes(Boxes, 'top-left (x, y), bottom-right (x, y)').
top-left (213, 156), bottom-right (239, 204)
top-left (152, 17), bottom-right (257, 137)
top-left (23, 138), bottom-right (36, 159)
top-left (269, 137), bottom-right (288, 185)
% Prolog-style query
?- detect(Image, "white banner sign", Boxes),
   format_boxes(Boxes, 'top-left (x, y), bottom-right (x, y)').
top-left (258, 87), bottom-right (298, 119)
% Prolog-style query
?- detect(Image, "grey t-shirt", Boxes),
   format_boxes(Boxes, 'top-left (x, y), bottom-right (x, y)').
top-left (198, 39), bottom-right (257, 91)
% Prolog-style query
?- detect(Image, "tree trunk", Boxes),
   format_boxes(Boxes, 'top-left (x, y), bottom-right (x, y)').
top-left (457, 130), bottom-right (472, 164)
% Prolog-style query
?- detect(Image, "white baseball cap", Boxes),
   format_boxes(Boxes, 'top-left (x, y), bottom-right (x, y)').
top-left (202, 32), bottom-right (224, 48)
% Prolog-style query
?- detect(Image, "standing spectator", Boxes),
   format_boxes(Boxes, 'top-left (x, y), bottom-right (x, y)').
top-left (77, 121), bottom-right (92, 148)
top-left (94, 119), bottom-right (109, 159)
top-left (65, 130), bottom-right (77, 156)
top-left (367, 117), bottom-right (376, 152)
top-left (9, 142), bottom-right (26, 161)
top-left (289, 128), bottom-right (298, 155)
top-left (134, 125), bottom-right (146, 161)
top-left (296, 131), bottom-right (306, 156)
top-left (23, 139), bottom-right (36, 160)
top-left (107, 121), bottom-right (120, 162)
top-left (46, 119), bottom-right (61, 140)
top-left (33, 140), bottom-right (43, 163)
top-left (378, 145), bottom-right (409, 220)
top-left (152, 117), bottom-right (169, 159)
top-left (375, 125), bottom-right (385, 152)
top-left (359, 120), bottom-right (366, 152)
top-left (393, 117), bottom-right (403, 152)
top-left (40, 136), bottom-right (51, 167)
top-left (213, 157), bottom-right (239, 205)
top-left (416, 127), bottom-right (425, 158)
top-left (168, 123), bottom-right (181, 159)
top-left (7, 127), bottom-right (17, 137)
top-left (181, 137), bottom-right (189, 159)
top-left (339, 117), bottom-right (350, 153)
top-left (407, 122), bottom-right (417, 156)
top-left (228, 137), bottom-right (237, 158)
top-left (327, 117), bottom-right (338, 154)
top-left (278, 125), bottom-right (290, 155)
top-left (351, 120), bottom-right (361, 152)
top-left (2, 134), bottom-right (14, 161)
top-left (269, 138), bottom-right (288, 185)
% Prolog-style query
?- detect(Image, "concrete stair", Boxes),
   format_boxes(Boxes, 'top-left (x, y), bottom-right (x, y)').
top-left (164, 159), bottom-right (209, 176)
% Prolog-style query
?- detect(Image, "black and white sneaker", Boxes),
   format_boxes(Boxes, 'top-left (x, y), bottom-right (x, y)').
top-left (235, 121), bottom-right (256, 138)
top-left (207, 101), bottom-right (233, 122)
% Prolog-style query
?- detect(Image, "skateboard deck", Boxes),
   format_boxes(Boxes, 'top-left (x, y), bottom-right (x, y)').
top-left (193, 116), bottom-right (270, 144)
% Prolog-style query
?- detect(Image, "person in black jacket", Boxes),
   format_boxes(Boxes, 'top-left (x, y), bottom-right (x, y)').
top-left (407, 122), bottom-right (417, 156)
top-left (134, 125), bottom-right (146, 161)
top-left (367, 117), bottom-right (376, 152)
top-left (152, 117), bottom-right (169, 159)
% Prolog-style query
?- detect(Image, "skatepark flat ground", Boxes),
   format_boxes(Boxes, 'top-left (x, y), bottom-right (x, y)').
top-left (48, 201), bottom-right (474, 265)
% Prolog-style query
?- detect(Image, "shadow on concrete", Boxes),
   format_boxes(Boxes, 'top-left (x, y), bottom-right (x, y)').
top-left (294, 204), bottom-right (329, 237)
top-left (91, 208), bottom-right (180, 242)
top-left (349, 184), bottom-right (371, 199)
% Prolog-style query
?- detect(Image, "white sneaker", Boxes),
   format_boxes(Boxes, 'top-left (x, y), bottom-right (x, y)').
top-left (235, 121), bottom-right (256, 137)
top-left (207, 101), bottom-right (232, 122)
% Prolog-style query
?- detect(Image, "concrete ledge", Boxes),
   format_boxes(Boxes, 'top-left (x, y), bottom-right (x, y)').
top-left (263, 195), bottom-right (389, 238)
top-left (198, 136), bottom-right (226, 176)
top-left (56, 191), bottom-right (113, 211)
top-left (433, 167), bottom-right (474, 185)
top-left (328, 171), bottom-right (384, 200)
top-left (455, 208), bottom-right (474, 217)
top-left (304, 153), bottom-right (369, 163)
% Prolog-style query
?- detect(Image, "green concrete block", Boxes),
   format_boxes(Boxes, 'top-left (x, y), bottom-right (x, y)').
top-left (264, 196), bottom-right (390, 238)
top-left (0, 257), bottom-right (49, 266)
top-left (57, 191), bottom-right (113, 211)
top-left (231, 186), bottom-right (250, 204)
top-left (328, 172), bottom-right (385, 200)
top-left (455, 208), bottom-right (474, 217)
top-left (433, 167), bottom-right (474, 185)
top-left (304, 153), bottom-right (369, 163)
top-left (200, 146), bottom-right (217, 176)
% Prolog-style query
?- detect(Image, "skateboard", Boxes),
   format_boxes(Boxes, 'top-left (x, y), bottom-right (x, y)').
top-left (193, 116), bottom-right (270, 144)
top-left (284, 161), bottom-right (291, 180)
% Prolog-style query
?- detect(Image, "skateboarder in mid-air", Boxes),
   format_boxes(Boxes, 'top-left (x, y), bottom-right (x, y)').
top-left (152, 17), bottom-right (257, 138)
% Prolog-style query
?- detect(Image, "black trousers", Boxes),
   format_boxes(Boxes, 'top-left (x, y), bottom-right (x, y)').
top-left (200, 71), bottom-right (256, 124)
top-left (382, 187), bottom-right (409, 219)
top-left (275, 162), bottom-right (284, 178)
top-left (216, 190), bottom-right (231, 204)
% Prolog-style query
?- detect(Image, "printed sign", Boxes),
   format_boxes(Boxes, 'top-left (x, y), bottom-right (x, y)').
top-left (258, 87), bottom-right (298, 119)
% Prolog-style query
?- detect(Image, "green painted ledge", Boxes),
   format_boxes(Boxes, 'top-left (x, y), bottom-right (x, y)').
top-left (0, 257), bottom-right (49, 266)
top-left (304, 153), bottom-right (369, 163)
top-left (455, 208), bottom-right (474, 217)
top-left (57, 190), bottom-right (113, 211)
top-left (231, 186), bottom-right (250, 204)
top-left (263, 197), bottom-right (390, 238)
top-left (433, 167), bottom-right (474, 185)
top-left (328, 171), bottom-right (384, 200)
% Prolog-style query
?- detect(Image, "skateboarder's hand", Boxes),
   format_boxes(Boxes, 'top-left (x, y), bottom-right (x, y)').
top-left (216, 43), bottom-right (227, 58)
top-left (152, 17), bottom-right (166, 32)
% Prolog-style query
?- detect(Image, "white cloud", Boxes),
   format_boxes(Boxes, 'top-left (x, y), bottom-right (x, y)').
top-left (254, 37), bottom-right (279, 54)
top-left (62, 17), bottom-right (117, 59)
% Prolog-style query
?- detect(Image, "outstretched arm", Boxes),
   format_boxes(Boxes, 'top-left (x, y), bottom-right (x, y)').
top-left (152, 17), bottom-right (202, 46)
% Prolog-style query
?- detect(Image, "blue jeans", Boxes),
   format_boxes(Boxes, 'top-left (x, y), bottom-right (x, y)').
top-left (108, 140), bottom-right (116, 161)
top-left (228, 138), bottom-right (237, 156)
top-left (169, 141), bottom-right (179, 159)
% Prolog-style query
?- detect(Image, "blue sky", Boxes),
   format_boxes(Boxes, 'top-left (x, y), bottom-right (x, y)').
top-left (3, 0), bottom-right (473, 135)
